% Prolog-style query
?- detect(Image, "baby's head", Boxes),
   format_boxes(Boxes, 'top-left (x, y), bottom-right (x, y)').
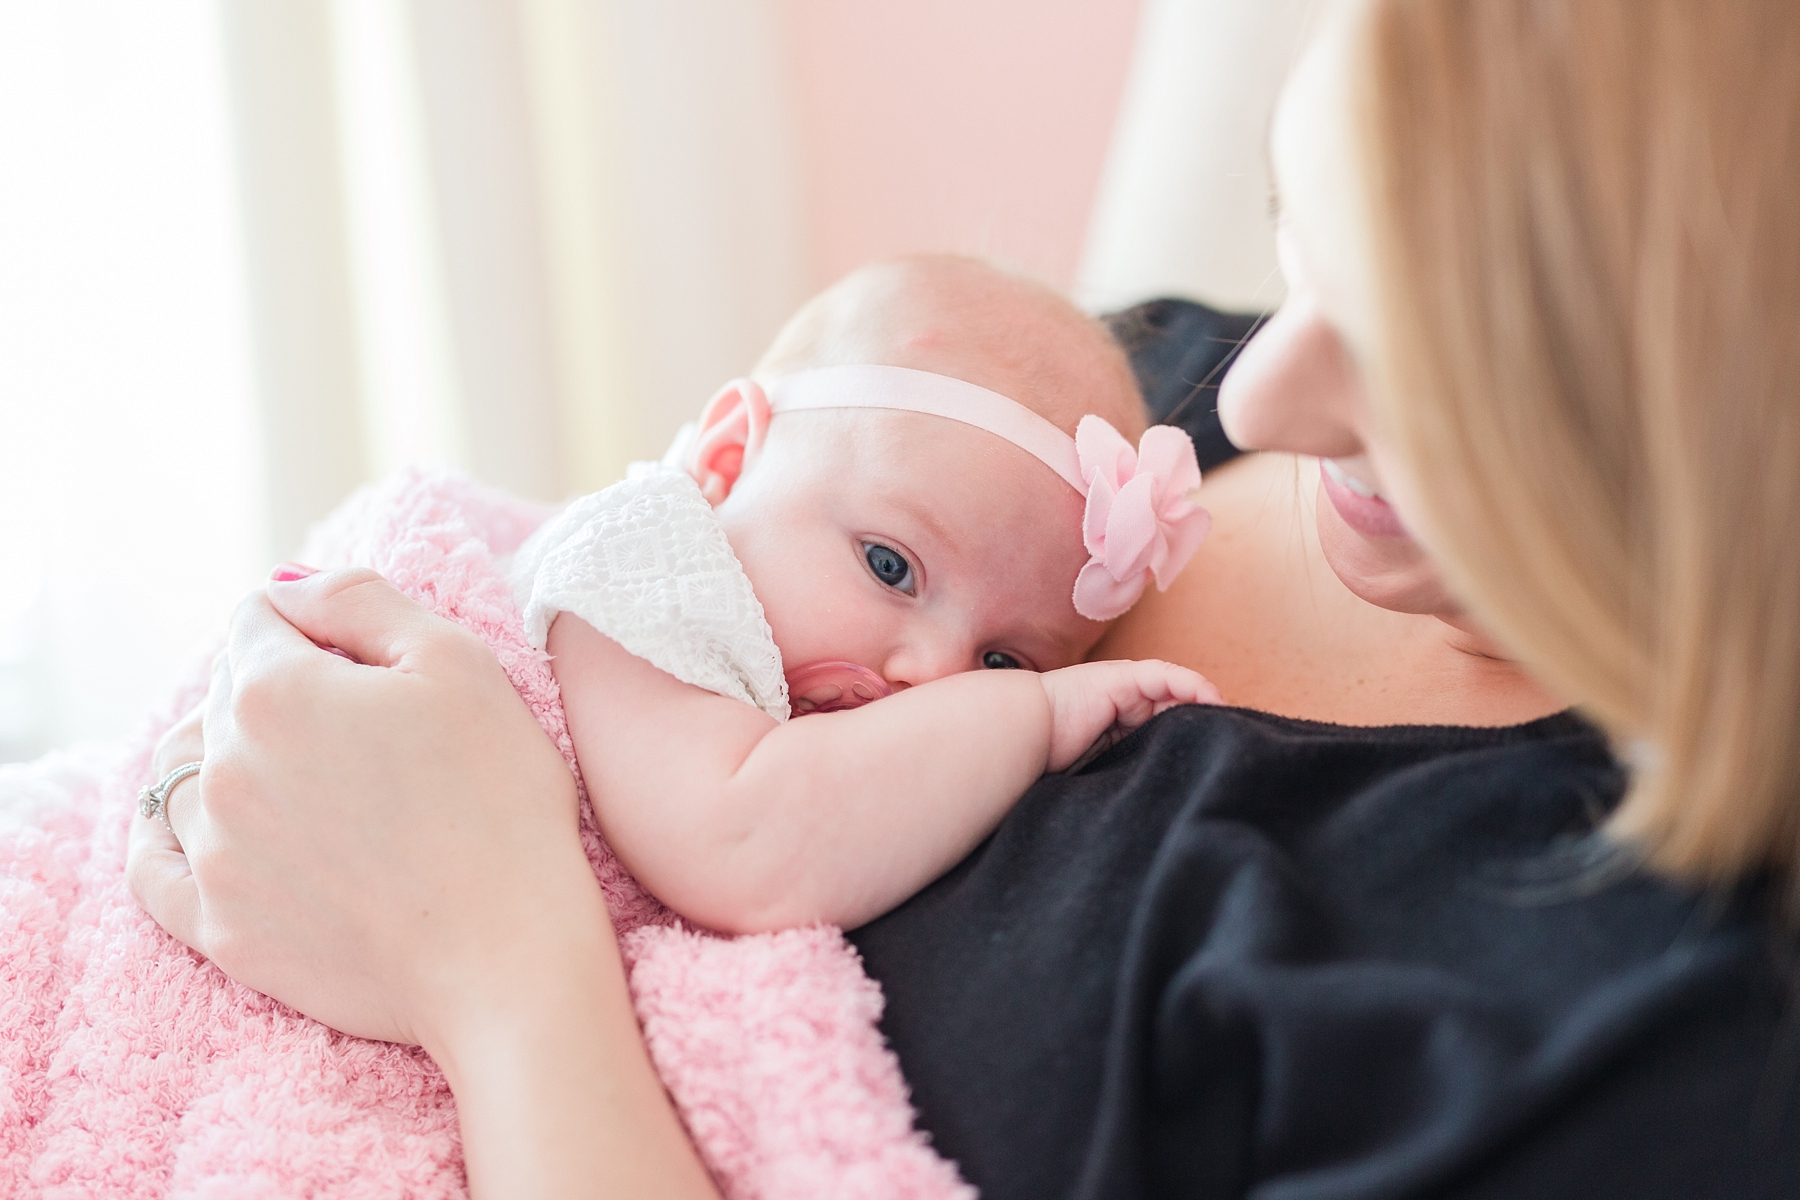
top-left (751, 253), bottom-right (1147, 440)
top-left (678, 254), bottom-right (1193, 696)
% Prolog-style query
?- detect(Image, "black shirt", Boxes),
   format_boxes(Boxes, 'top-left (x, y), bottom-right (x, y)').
top-left (852, 707), bottom-right (1800, 1199)
top-left (847, 303), bottom-right (1800, 1199)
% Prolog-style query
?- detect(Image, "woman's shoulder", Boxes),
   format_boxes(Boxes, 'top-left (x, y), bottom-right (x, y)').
top-left (854, 704), bottom-right (1800, 1200)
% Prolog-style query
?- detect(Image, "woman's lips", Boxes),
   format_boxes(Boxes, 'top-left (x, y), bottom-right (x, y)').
top-left (1319, 458), bottom-right (1409, 538)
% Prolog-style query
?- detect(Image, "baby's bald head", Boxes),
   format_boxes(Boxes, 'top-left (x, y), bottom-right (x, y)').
top-left (754, 254), bottom-right (1146, 440)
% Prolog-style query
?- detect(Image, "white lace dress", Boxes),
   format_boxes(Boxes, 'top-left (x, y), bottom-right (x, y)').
top-left (512, 463), bottom-right (791, 721)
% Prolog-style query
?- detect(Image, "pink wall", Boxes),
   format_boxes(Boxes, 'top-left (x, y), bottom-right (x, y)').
top-left (779, 0), bottom-right (1143, 293)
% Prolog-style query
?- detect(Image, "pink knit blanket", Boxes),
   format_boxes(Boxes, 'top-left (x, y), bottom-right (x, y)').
top-left (0, 469), bottom-right (972, 1200)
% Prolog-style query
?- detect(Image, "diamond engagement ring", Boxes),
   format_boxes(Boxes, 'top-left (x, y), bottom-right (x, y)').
top-left (138, 761), bottom-right (202, 833)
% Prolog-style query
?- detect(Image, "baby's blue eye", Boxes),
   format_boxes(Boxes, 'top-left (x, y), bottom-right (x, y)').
top-left (983, 651), bottom-right (1021, 670)
top-left (863, 542), bottom-right (914, 592)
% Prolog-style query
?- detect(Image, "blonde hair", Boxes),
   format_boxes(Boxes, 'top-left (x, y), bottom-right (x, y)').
top-left (1348, 0), bottom-right (1800, 889)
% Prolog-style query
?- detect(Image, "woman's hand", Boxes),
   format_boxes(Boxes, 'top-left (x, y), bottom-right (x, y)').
top-left (126, 568), bottom-right (720, 1199)
top-left (128, 568), bottom-right (589, 1047)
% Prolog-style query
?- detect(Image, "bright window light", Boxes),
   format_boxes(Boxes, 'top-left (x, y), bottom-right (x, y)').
top-left (0, 1), bottom-right (264, 760)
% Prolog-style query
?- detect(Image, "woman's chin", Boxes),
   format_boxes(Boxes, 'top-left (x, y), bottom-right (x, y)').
top-left (1315, 483), bottom-right (1459, 617)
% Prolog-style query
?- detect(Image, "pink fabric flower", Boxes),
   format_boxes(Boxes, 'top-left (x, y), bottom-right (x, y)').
top-left (1071, 416), bottom-right (1213, 621)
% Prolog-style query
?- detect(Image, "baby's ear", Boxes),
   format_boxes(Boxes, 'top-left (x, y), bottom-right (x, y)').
top-left (688, 378), bottom-right (772, 505)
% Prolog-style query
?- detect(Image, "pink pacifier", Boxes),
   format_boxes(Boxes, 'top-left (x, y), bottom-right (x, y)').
top-left (785, 661), bottom-right (893, 716)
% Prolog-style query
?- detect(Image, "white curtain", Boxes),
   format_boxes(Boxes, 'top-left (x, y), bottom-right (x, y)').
top-left (223, 0), bottom-right (810, 546)
top-left (0, 0), bottom-right (809, 761)
top-left (0, 1), bottom-right (263, 761)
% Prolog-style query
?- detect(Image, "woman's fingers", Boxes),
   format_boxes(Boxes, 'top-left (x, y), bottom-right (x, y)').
top-left (127, 810), bottom-right (204, 950)
top-left (264, 567), bottom-right (463, 670)
top-left (152, 689), bottom-right (210, 851)
top-left (153, 690), bottom-right (207, 778)
top-left (128, 700), bottom-right (208, 951)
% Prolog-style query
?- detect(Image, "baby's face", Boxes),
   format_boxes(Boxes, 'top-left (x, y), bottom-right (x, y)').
top-left (716, 409), bottom-right (1103, 687)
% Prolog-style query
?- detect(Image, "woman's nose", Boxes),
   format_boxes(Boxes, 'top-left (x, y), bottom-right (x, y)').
top-left (1216, 294), bottom-right (1367, 461)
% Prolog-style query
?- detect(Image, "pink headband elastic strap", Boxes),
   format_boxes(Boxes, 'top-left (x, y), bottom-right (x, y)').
top-left (765, 364), bottom-right (1086, 490)
top-left (762, 364), bottom-right (1211, 622)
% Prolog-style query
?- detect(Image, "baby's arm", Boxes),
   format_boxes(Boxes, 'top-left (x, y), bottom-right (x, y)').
top-left (549, 614), bottom-right (1219, 934)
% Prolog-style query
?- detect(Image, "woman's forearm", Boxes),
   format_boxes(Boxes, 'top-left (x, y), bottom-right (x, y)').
top-left (424, 867), bottom-right (720, 1200)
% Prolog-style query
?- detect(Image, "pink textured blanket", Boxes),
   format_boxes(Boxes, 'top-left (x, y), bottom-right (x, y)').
top-left (0, 469), bottom-right (972, 1199)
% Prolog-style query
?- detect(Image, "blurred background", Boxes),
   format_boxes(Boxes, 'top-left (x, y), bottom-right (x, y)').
top-left (0, 0), bottom-right (1314, 762)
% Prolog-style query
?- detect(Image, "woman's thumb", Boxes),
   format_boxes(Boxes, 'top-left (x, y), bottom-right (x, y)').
top-left (264, 565), bottom-right (446, 669)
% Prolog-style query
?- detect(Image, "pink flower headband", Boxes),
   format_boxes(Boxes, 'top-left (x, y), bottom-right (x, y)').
top-left (762, 364), bottom-right (1211, 621)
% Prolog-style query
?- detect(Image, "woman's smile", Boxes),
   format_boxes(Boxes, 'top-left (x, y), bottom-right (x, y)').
top-left (1319, 456), bottom-right (1407, 538)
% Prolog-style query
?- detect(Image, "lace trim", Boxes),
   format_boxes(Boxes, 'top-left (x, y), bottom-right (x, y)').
top-left (514, 466), bottom-right (789, 721)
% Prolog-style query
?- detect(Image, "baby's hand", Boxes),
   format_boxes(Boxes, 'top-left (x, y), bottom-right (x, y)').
top-left (1038, 659), bottom-right (1224, 773)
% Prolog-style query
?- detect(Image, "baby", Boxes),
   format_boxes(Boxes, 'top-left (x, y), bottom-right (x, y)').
top-left (33, 253), bottom-right (1213, 1194)
top-left (513, 254), bottom-right (1218, 934)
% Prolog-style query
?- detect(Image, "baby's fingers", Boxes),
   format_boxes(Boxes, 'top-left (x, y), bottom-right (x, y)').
top-left (1042, 659), bottom-right (1221, 772)
top-left (1135, 659), bottom-right (1225, 709)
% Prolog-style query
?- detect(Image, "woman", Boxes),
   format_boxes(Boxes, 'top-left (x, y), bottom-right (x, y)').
top-left (129, 1), bottom-right (1800, 1196)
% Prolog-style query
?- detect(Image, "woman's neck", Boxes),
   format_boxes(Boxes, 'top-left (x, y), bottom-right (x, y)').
top-left (1093, 452), bottom-right (1566, 729)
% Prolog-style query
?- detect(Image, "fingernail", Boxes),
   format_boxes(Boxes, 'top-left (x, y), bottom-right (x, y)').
top-left (270, 562), bottom-right (318, 582)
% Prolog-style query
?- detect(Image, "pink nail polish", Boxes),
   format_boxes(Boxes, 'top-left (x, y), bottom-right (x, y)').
top-left (270, 562), bottom-right (318, 582)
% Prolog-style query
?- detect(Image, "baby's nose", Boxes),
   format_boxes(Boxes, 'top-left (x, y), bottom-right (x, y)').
top-left (881, 640), bottom-right (974, 690)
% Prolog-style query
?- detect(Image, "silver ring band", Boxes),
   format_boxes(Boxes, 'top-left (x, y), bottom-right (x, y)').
top-left (138, 761), bottom-right (202, 832)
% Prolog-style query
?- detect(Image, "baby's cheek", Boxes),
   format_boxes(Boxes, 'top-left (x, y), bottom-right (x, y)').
top-left (756, 574), bottom-right (851, 663)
